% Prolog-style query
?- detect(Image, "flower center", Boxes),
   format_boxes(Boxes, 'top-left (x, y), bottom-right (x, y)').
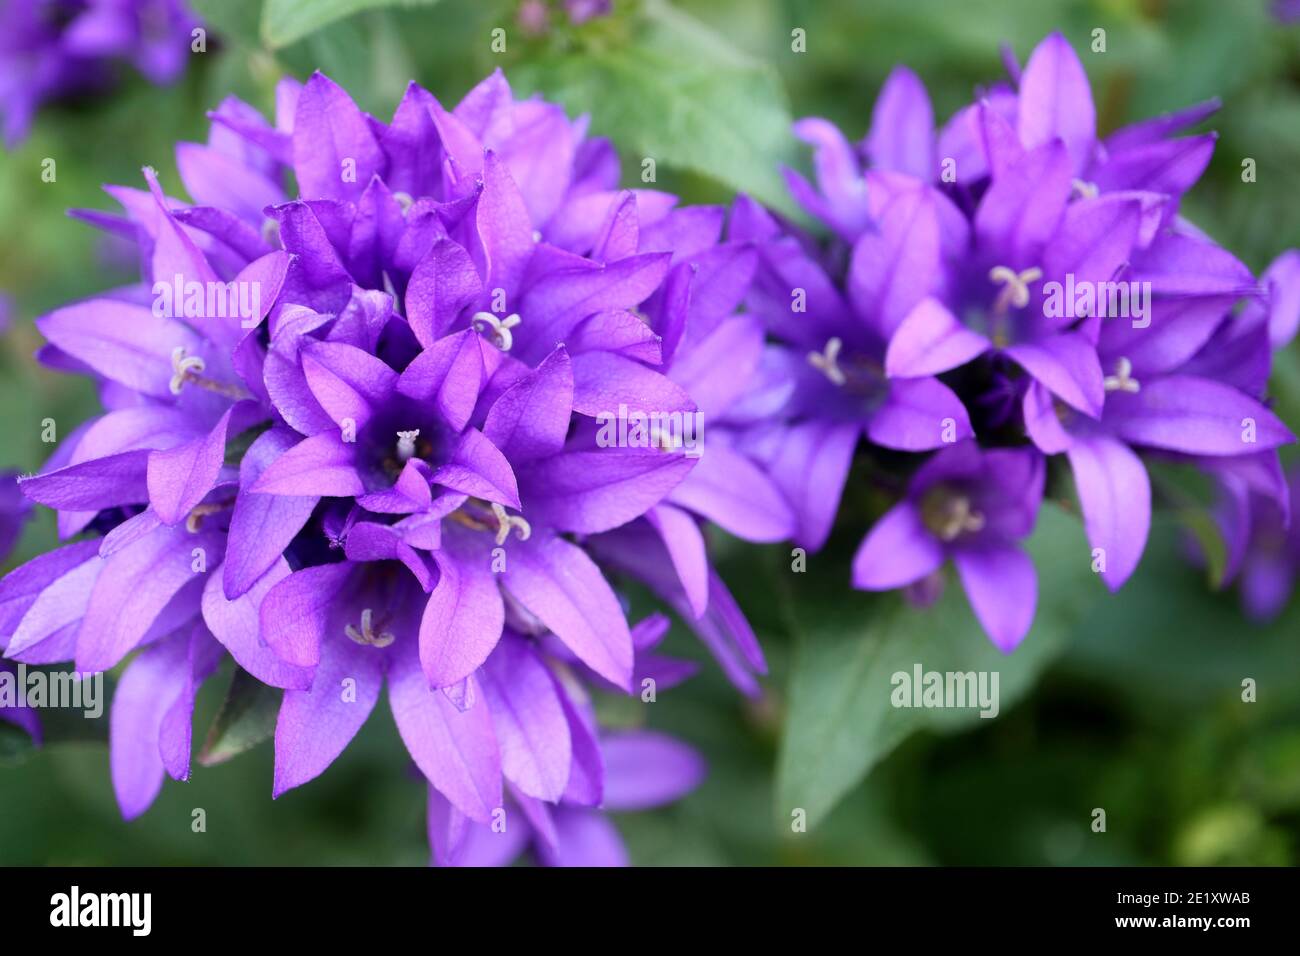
top-left (472, 311), bottom-right (522, 351)
top-left (1103, 357), bottom-right (1140, 393)
top-left (395, 429), bottom-right (420, 463)
top-left (921, 486), bottom-right (986, 542)
top-left (807, 336), bottom-right (847, 386)
top-left (346, 608), bottom-right (395, 648)
top-left (988, 265), bottom-right (1043, 316)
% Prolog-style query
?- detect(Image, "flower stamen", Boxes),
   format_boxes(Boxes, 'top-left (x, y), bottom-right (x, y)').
top-left (472, 311), bottom-right (522, 351)
top-left (346, 608), bottom-right (395, 648)
top-left (807, 336), bottom-right (847, 386)
top-left (1104, 356), bottom-right (1141, 393)
top-left (395, 429), bottom-right (420, 463)
top-left (1071, 178), bottom-right (1099, 200)
top-left (490, 502), bottom-right (531, 545)
top-left (170, 346), bottom-right (252, 400)
top-left (170, 346), bottom-right (206, 395)
top-left (989, 265), bottom-right (1043, 314)
top-left (184, 500), bottom-right (234, 533)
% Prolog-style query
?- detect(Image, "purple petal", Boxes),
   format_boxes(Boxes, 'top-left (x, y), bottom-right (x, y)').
top-left (952, 543), bottom-right (1038, 653)
top-left (1105, 374), bottom-right (1295, 455)
top-left (292, 72), bottom-right (385, 203)
top-left (868, 377), bottom-right (975, 450)
top-left (478, 634), bottom-right (572, 801)
top-left (885, 297), bottom-right (990, 378)
top-left (1004, 331), bottom-right (1104, 416)
top-left (1066, 431), bottom-right (1150, 591)
top-left (273, 634), bottom-right (384, 796)
top-left (259, 563), bottom-right (357, 669)
top-left (388, 639), bottom-right (502, 822)
top-left (503, 533), bottom-right (633, 690)
top-left (249, 432), bottom-right (364, 497)
top-left (78, 524), bottom-right (219, 673)
top-left (484, 346), bottom-right (574, 463)
top-left (519, 448), bottom-right (695, 535)
top-left (202, 559), bottom-right (314, 690)
top-left (851, 501), bottom-right (945, 590)
top-left (1017, 32), bottom-right (1096, 174)
top-left (223, 428), bottom-right (320, 599)
top-left (600, 730), bottom-right (706, 810)
top-left (645, 504), bottom-right (709, 618)
top-left (397, 328), bottom-right (486, 433)
top-left (405, 239), bottom-right (482, 348)
top-left (866, 65), bottom-right (936, 179)
top-left (668, 443), bottom-right (794, 543)
top-left (419, 547), bottom-right (504, 688)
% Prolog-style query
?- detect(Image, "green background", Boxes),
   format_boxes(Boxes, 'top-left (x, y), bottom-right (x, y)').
top-left (2, 0), bottom-right (1299, 866)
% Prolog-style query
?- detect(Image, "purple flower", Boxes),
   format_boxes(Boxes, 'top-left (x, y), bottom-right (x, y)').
top-left (0, 470), bottom-right (33, 565)
top-left (760, 31), bottom-right (1297, 648)
top-left (852, 440), bottom-right (1044, 651)
top-left (3, 68), bottom-right (770, 863)
top-left (1214, 463), bottom-right (1300, 622)
top-left (0, 0), bottom-right (199, 147)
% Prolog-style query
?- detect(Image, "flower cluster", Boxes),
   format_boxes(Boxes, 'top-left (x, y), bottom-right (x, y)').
top-left (0, 69), bottom-right (778, 864)
top-left (738, 32), bottom-right (1297, 650)
top-left (0, 0), bottom-right (198, 147)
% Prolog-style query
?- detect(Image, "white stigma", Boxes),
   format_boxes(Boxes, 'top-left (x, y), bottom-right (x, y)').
top-left (490, 502), bottom-right (532, 546)
top-left (1071, 178), bottom-right (1100, 200)
top-left (170, 346), bottom-right (206, 395)
top-left (1104, 356), bottom-right (1141, 394)
top-left (392, 191), bottom-right (414, 214)
top-left (807, 336), bottom-right (847, 387)
top-left (989, 265), bottom-right (1043, 314)
top-left (396, 429), bottom-right (420, 462)
top-left (261, 217), bottom-right (281, 248)
top-left (472, 311), bottom-right (522, 351)
top-left (937, 496), bottom-right (985, 542)
top-left (346, 608), bottom-right (395, 648)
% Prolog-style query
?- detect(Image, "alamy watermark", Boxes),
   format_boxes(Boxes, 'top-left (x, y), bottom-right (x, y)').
top-left (1042, 274), bottom-right (1152, 329)
top-left (0, 664), bottom-right (103, 719)
top-left (152, 273), bottom-right (262, 328)
top-left (594, 404), bottom-right (705, 458)
top-left (891, 664), bottom-right (1000, 718)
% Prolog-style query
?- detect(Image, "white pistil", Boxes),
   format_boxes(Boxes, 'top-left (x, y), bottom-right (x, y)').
top-left (807, 336), bottom-right (847, 386)
top-left (392, 191), bottom-right (414, 214)
top-left (396, 429), bottom-right (420, 463)
top-left (346, 608), bottom-right (395, 648)
top-left (937, 496), bottom-right (985, 542)
top-left (989, 265), bottom-right (1043, 314)
top-left (170, 346), bottom-right (207, 395)
top-left (261, 217), bottom-right (281, 248)
top-left (490, 502), bottom-right (532, 546)
top-left (1104, 356), bottom-right (1141, 393)
top-left (472, 311), bottom-right (522, 351)
top-left (1071, 178), bottom-right (1099, 200)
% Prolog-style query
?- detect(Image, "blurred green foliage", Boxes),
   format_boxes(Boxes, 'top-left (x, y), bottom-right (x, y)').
top-left (2, 0), bottom-right (1299, 866)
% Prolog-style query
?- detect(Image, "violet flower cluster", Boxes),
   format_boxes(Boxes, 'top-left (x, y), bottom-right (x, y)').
top-left (735, 32), bottom-right (1298, 651)
top-left (0, 0), bottom-right (198, 147)
top-left (0, 69), bottom-right (784, 865)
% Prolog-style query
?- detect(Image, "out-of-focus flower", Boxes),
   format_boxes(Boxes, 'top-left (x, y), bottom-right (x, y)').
top-left (0, 0), bottom-right (199, 147)
top-left (754, 31), bottom-right (1296, 649)
top-left (852, 440), bottom-right (1044, 650)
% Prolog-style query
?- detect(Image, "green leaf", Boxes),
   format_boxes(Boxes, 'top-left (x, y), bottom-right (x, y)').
top-left (199, 667), bottom-right (282, 766)
top-left (776, 504), bottom-right (1097, 830)
top-left (513, 0), bottom-right (799, 215)
top-left (189, 0), bottom-right (264, 48)
top-left (261, 0), bottom-right (442, 50)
